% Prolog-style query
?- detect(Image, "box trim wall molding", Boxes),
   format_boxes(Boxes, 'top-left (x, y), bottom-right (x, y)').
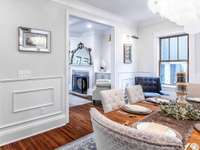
top-left (12, 87), bottom-right (55, 113)
top-left (0, 75), bottom-right (67, 146)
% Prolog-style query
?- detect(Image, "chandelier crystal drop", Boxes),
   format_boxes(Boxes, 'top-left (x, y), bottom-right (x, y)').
top-left (148, 0), bottom-right (200, 33)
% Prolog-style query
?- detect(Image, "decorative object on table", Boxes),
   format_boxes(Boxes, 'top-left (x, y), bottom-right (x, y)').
top-left (189, 143), bottom-right (200, 150)
top-left (194, 123), bottom-right (200, 132)
top-left (160, 103), bottom-right (200, 121)
top-left (121, 104), bottom-right (152, 115)
top-left (176, 72), bottom-right (188, 104)
top-left (135, 76), bottom-right (167, 98)
top-left (123, 43), bottom-right (132, 64)
top-left (70, 42), bottom-right (93, 65)
top-left (186, 143), bottom-right (200, 150)
top-left (99, 60), bottom-right (106, 72)
top-left (18, 27), bottom-right (51, 53)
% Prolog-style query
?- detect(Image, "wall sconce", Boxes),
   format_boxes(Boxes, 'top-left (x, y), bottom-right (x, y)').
top-left (126, 34), bottom-right (139, 39)
top-left (108, 34), bottom-right (112, 42)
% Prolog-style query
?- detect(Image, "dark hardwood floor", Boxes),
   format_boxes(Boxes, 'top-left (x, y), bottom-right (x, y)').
top-left (0, 103), bottom-right (102, 150)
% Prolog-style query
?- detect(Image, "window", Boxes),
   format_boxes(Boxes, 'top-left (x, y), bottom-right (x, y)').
top-left (159, 34), bottom-right (189, 85)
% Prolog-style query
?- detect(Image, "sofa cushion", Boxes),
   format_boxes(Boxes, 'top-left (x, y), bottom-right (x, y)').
top-left (144, 92), bottom-right (161, 98)
top-left (135, 77), bottom-right (161, 93)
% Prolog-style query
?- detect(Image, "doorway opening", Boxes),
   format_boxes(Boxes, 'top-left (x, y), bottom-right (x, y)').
top-left (68, 15), bottom-right (115, 107)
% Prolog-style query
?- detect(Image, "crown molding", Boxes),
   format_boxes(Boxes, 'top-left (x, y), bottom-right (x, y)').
top-left (52, 0), bottom-right (125, 24)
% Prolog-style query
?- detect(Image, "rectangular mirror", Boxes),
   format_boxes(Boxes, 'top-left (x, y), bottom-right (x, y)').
top-left (18, 27), bottom-right (51, 53)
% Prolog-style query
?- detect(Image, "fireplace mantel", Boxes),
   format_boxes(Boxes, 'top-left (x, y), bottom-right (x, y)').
top-left (68, 65), bottom-right (94, 95)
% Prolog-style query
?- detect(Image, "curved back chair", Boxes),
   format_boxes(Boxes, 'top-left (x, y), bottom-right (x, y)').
top-left (126, 85), bottom-right (145, 104)
top-left (90, 108), bottom-right (183, 150)
top-left (100, 89), bottom-right (125, 113)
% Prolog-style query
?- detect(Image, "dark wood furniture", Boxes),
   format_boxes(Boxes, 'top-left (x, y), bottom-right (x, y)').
top-left (1, 102), bottom-right (199, 150)
top-left (105, 102), bottom-right (200, 146)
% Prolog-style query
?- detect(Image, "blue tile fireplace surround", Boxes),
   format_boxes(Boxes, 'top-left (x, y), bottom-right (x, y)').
top-left (72, 70), bottom-right (89, 94)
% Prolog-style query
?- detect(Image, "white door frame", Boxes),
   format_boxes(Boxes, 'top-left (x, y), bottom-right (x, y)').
top-left (65, 9), bottom-right (117, 104)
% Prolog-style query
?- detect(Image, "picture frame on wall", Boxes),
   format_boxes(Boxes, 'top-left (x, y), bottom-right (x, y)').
top-left (18, 27), bottom-right (51, 53)
top-left (123, 44), bottom-right (132, 64)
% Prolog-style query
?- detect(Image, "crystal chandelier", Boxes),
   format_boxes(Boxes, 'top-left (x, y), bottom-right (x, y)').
top-left (148, 0), bottom-right (200, 33)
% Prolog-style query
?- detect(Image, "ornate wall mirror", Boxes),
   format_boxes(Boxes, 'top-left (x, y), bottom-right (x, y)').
top-left (70, 43), bottom-right (93, 65)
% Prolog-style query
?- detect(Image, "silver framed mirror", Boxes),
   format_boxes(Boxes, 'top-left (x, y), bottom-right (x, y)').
top-left (18, 27), bottom-right (51, 53)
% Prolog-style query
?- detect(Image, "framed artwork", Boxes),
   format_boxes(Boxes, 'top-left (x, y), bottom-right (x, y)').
top-left (18, 27), bottom-right (51, 53)
top-left (123, 44), bottom-right (132, 64)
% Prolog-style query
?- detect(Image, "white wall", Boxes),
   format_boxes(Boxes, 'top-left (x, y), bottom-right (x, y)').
top-left (115, 25), bottom-right (138, 88)
top-left (137, 21), bottom-right (183, 74)
top-left (0, 0), bottom-right (138, 146)
top-left (101, 31), bottom-right (112, 72)
top-left (137, 20), bottom-right (200, 94)
top-left (0, 0), bottom-right (67, 146)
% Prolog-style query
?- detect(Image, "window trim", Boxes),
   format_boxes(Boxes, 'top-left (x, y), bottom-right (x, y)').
top-left (159, 34), bottom-right (189, 85)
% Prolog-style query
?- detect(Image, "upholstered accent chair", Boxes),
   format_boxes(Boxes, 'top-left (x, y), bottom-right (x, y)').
top-left (126, 85), bottom-right (145, 104)
top-left (90, 108), bottom-right (183, 150)
top-left (100, 89), bottom-right (125, 113)
top-left (135, 76), bottom-right (166, 98)
top-left (92, 79), bottom-right (111, 105)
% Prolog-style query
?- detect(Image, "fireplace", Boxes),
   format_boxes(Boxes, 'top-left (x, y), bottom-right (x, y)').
top-left (72, 71), bottom-right (89, 94)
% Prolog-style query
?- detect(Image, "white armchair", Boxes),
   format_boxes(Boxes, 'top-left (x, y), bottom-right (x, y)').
top-left (90, 108), bottom-right (183, 150)
top-left (126, 85), bottom-right (145, 104)
top-left (92, 79), bottom-right (111, 105)
top-left (100, 89), bottom-right (125, 113)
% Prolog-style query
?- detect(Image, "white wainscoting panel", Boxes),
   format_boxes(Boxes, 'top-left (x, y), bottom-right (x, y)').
top-left (118, 72), bottom-right (135, 89)
top-left (13, 87), bottom-right (54, 113)
top-left (0, 76), bottom-right (67, 146)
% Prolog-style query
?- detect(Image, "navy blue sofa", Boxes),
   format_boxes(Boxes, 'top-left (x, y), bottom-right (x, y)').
top-left (135, 77), bottom-right (166, 98)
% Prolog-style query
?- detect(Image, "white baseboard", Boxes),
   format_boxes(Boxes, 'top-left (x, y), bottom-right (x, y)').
top-left (0, 113), bottom-right (68, 146)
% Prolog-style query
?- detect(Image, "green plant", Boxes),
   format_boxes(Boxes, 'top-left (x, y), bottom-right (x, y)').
top-left (160, 103), bottom-right (200, 121)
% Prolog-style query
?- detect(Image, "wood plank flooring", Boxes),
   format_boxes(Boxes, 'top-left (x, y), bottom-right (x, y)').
top-left (0, 103), bottom-right (102, 150)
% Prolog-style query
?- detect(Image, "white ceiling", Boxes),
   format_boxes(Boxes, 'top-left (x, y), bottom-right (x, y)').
top-left (69, 16), bottom-right (112, 36)
top-left (76, 0), bottom-right (161, 24)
